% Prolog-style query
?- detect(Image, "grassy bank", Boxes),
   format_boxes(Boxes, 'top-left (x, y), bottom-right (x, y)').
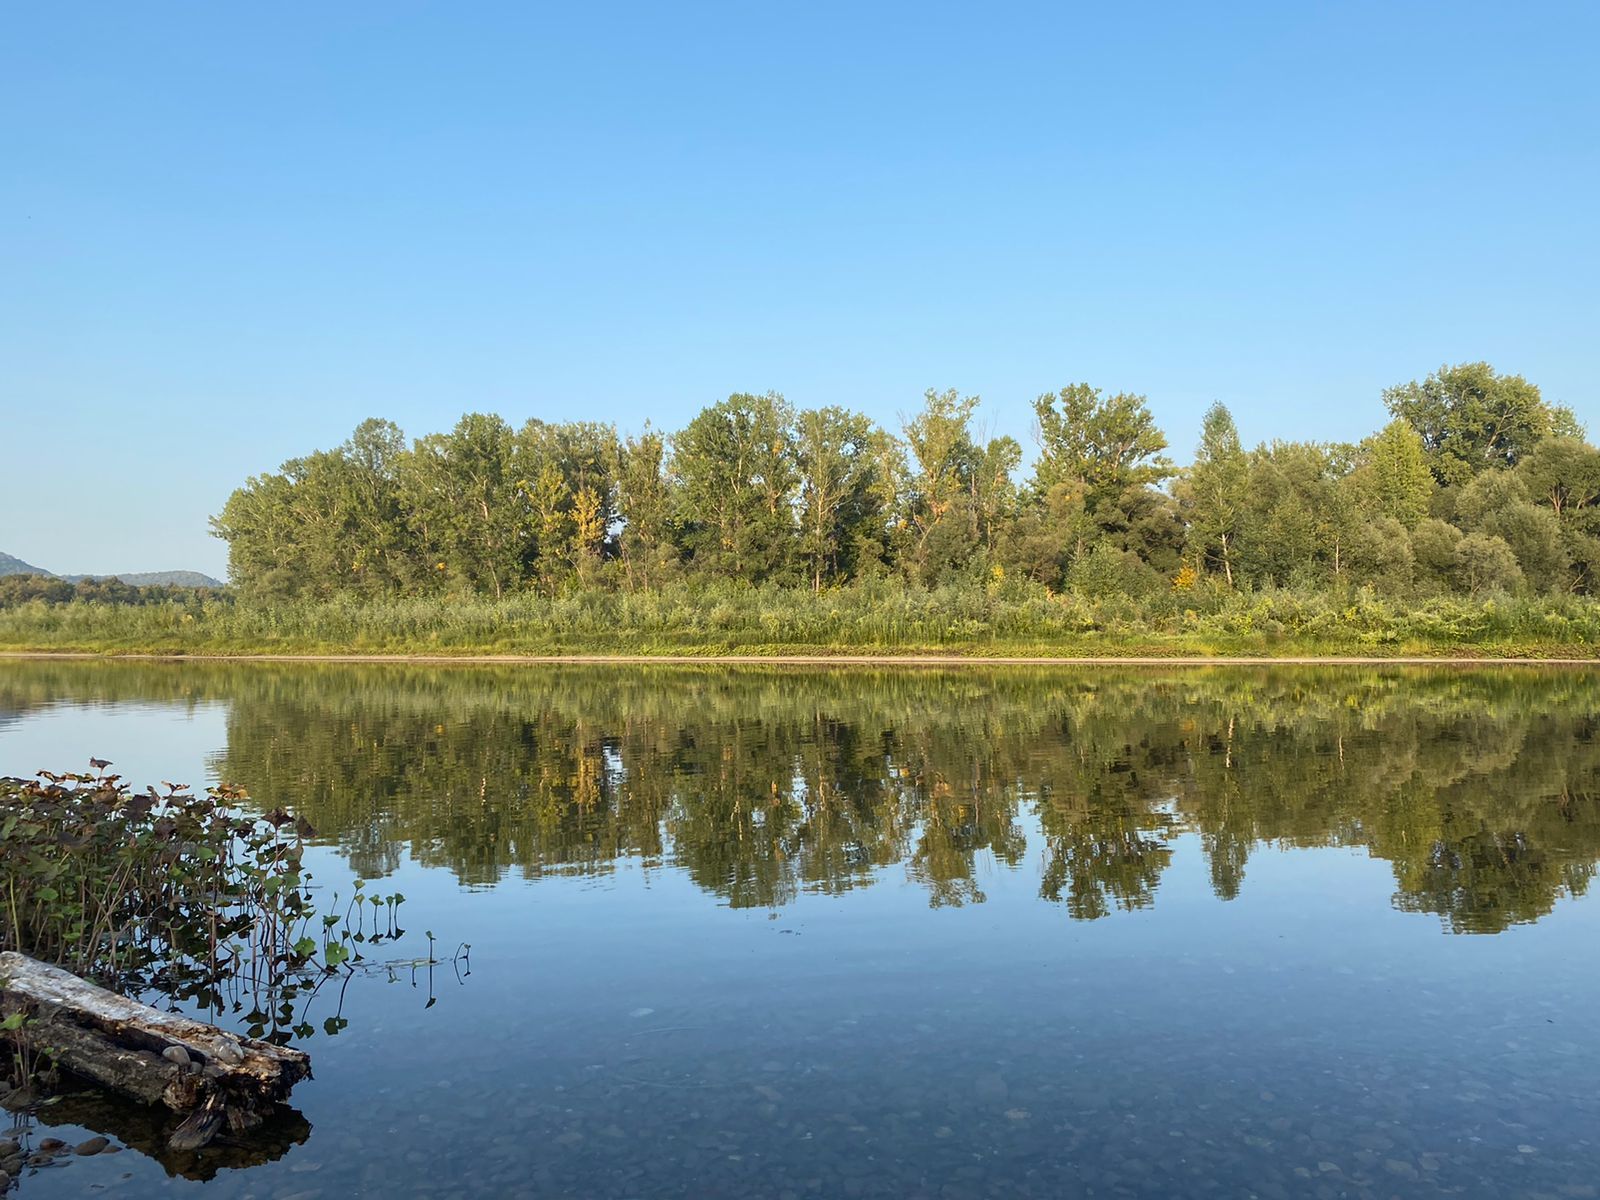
top-left (2, 581), bottom-right (1599, 659)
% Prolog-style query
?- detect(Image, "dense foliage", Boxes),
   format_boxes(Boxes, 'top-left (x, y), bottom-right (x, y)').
top-left (0, 767), bottom-right (402, 1041)
top-left (208, 362), bottom-right (1599, 602)
top-left (0, 574), bottom-right (226, 610)
top-left (4, 579), bottom-right (1600, 657)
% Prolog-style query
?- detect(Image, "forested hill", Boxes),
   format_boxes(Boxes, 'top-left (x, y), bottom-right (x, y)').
top-left (0, 553), bottom-right (49, 577)
top-left (61, 570), bottom-right (224, 588)
top-left (0, 554), bottom-right (222, 588)
top-left (211, 361), bottom-right (1597, 605)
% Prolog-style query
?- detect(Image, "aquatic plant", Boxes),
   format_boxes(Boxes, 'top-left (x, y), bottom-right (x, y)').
top-left (0, 763), bottom-right (405, 1044)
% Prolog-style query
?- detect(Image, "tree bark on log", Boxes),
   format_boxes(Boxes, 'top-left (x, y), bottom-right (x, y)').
top-left (0, 952), bottom-right (310, 1150)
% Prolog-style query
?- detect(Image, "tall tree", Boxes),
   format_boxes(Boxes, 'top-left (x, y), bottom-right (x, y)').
top-left (211, 470), bottom-right (307, 599)
top-left (1383, 362), bottom-right (1579, 486)
top-left (1031, 384), bottom-right (1172, 506)
top-left (1183, 403), bottom-right (1249, 585)
top-left (1518, 437), bottom-right (1600, 592)
top-left (1359, 419), bottom-right (1435, 529)
top-left (1453, 469), bottom-right (1568, 592)
top-left (398, 413), bottom-right (530, 598)
top-left (1518, 438), bottom-right (1600, 524)
top-left (795, 407), bottom-right (880, 591)
top-left (672, 393), bottom-right (798, 581)
top-left (514, 419), bottom-right (621, 589)
top-left (971, 436), bottom-right (1022, 557)
top-left (615, 425), bottom-right (680, 589)
top-left (211, 419), bottom-right (415, 599)
top-left (902, 389), bottom-right (982, 581)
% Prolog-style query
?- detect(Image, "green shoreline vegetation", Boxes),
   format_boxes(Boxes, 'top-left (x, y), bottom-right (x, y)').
top-left (6, 360), bottom-right (1600, 658)
top-left (3, 582), bottom-right (1600, 658)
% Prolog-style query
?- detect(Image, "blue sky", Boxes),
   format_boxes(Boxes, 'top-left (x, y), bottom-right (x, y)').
top-left (4, 1), bottom-right (1597, 578)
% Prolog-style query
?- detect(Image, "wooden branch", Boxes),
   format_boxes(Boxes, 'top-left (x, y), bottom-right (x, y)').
top-left (0, 952), bottom-right (310, 1150)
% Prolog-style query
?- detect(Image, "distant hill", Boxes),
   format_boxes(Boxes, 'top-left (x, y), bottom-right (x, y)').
top-left (0, 552), bottom-right (222, 588)
top-left (0, 552), bottom-right (51, 577)
top-left (62, 570), bottom-right (226, 588)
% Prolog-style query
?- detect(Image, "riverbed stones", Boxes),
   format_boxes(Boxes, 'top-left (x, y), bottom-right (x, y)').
top-left (74, 1136), bottom-right (109, 1155)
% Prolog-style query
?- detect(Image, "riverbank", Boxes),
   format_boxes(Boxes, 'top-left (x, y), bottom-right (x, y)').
top-left (3, 583), bottom-right (1599, 661)
top-left (3, 650), bottom-right (1598, 665)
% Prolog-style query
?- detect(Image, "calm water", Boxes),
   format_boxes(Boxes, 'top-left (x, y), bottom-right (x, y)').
top-left (2, 661), bottom-right (1599, 1198)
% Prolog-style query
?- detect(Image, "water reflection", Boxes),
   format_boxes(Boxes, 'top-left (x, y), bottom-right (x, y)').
top-left (6, 1088), bottom-right (310, 1182)
top-left (2, 662), bottom-right (1597, 934)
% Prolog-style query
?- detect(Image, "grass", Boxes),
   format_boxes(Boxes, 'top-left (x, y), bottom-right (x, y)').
top-left (2, 580), bottom-right (1599, 659)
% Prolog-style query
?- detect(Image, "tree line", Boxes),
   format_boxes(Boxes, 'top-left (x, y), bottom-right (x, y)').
top-left (0, 574), bottom-right (225, 610)
top-left (213, 361), bottom-right (1599, 601)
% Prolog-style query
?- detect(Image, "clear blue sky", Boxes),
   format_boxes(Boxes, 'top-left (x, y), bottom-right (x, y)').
top-left (4, 1), bottom-right (1596, 578)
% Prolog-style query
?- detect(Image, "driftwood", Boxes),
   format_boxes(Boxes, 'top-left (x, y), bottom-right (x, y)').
top-left (0, 952), bottom-right (310, 1150)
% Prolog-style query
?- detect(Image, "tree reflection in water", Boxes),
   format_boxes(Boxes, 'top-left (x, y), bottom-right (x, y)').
top-left (3, 662), bottom-right (1597, 934)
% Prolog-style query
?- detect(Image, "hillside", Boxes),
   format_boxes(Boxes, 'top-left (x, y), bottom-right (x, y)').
top-left (0, 552), bottom-right (222, 588)
top-left (0, 552), bottom-right (51, 577)
top-left (59, 570), bottom-right (225, 587)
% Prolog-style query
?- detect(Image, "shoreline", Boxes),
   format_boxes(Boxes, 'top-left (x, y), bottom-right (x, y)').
top-left (1, 650), bottom-right (1597, 667)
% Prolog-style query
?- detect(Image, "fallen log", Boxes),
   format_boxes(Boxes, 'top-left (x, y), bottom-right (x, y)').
top-left (0, 952), bottom-right (310, 1151)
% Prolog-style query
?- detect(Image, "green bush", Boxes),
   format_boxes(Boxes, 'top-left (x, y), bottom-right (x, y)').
top-left (0, 579), bottom-right (1596, 657)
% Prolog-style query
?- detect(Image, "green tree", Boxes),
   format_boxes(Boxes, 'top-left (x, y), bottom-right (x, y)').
top-left (1182, 403), bottom-right (1249, 585)
top-left (1032, 384), bottom-right (1172, 505)
top-left (971, 435), bottom-right (1022, 557)
top-left (1454, 532), bottom-right (1524, 594)
top-left (1519, 437), bottom-right (1600, 523)
top-left (211, 418), bottom-right (415, 599)
top-left (902, 389), bottom-right (983, 583)
top-left (512, 419), bottom-right (621, 591)
top-left (1411, 518), bottom-right (1464, 592)
top-left (795, 406), bottom-right (881, 590)
top-left (398, 413), bottom-right (530, 598)
top-left (1455, 470), bottom-right (1567, 592)
top-left (1026, 384), bottom-right (1172, 570)
top-left (1359, 419), bottom-right (1434, 528)
top-left (1236, 441), bottom-right (1352, 585)
top-left (616, 426), bottom-right (680, 589)
top-left (672, 393), bottom-right (798, 581)
top-left (1383, 362), bottom-right (1579, 486)
top-left (211, 470), bottom-right (306, 598)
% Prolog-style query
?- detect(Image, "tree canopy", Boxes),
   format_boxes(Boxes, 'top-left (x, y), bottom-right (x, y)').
top-left (210, 362), bottom-right (1595, 601)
